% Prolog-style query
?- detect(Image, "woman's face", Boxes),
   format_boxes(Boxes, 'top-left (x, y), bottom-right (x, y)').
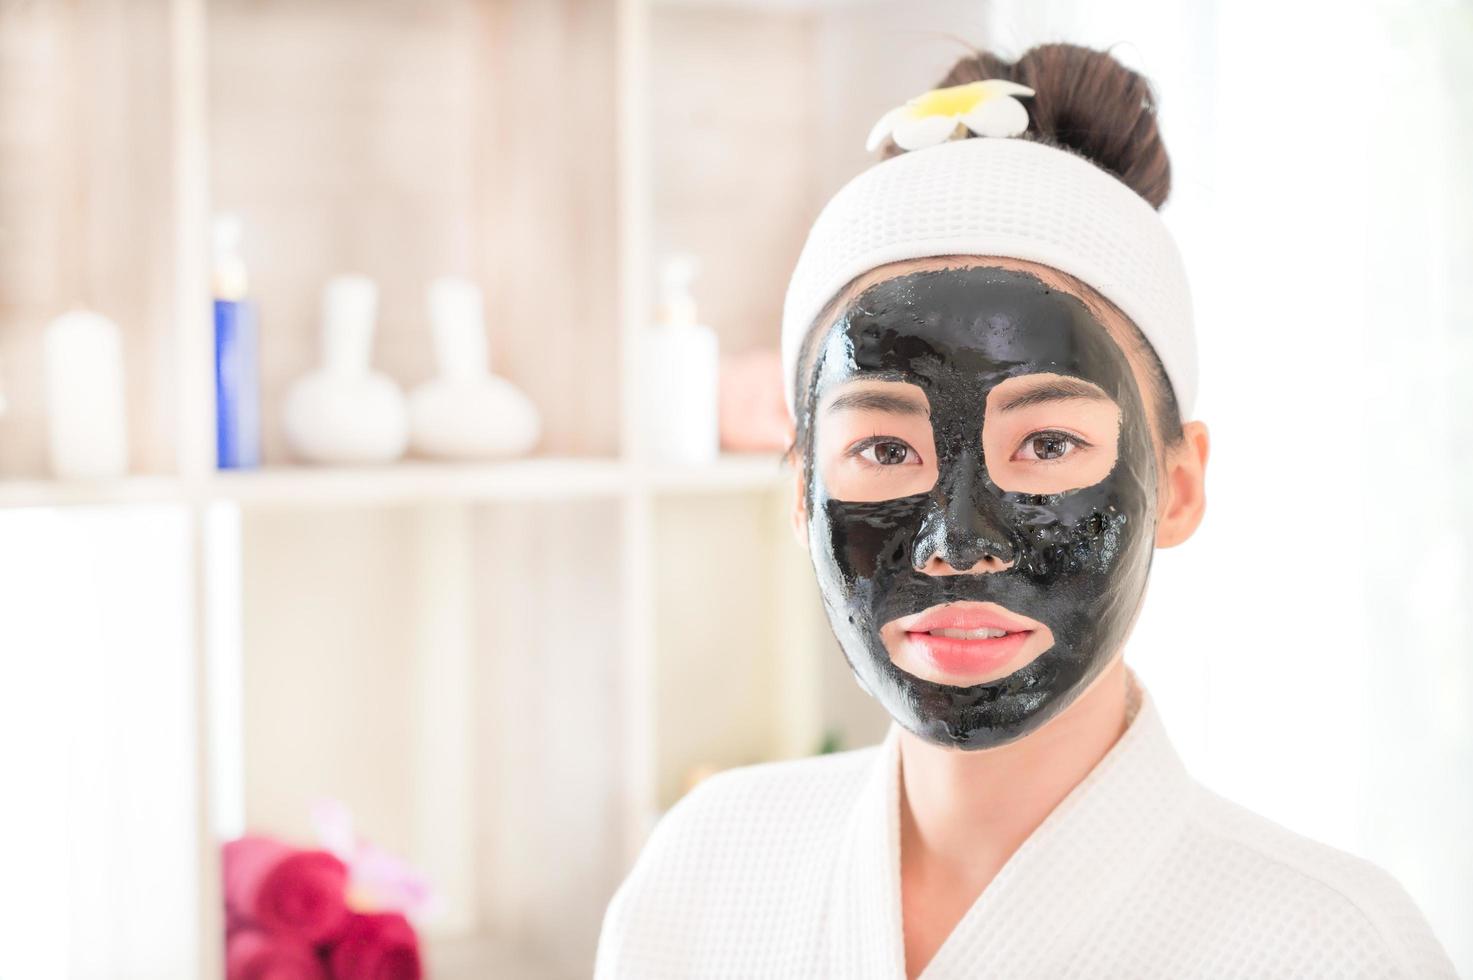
top-left (801, 262), bottom-right (1159, 750)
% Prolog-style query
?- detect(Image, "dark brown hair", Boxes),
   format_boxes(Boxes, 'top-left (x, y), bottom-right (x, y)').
top-left (892, 42), bottom-right (1173, 209)
top-left (788, 42), bottom-right (1185, 480)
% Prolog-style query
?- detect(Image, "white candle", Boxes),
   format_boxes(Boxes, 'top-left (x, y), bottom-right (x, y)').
top-left (43, 309), bottom-right (129, 480)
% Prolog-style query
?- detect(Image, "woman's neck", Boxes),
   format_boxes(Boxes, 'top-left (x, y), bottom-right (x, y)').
top-left (896, 656), bottom-right (1133, 885)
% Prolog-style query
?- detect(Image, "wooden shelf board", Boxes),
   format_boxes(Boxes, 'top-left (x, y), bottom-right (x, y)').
top-left (0, 455), bottom-right (789, 511)
top-left (205, 458), bottom-right (629, 508)
top-left (425, 931), bottom-right (581, 980)
top-left (645, 451), bottom-right (788, 494)
top-left (0, 475), bottom-right (187, 510)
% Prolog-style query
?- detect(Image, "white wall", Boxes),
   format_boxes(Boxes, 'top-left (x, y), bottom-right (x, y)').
top-left (0, 507), bottom-right (200, 980)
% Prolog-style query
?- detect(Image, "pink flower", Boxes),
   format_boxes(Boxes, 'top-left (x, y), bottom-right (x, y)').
top-left (310, 798), bottom-right (438, 922)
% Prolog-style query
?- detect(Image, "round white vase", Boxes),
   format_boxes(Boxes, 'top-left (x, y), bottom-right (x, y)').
top-left (408, 276), bottom-right (540, 460)
top-left (283, 274), bottom-right (409, 465)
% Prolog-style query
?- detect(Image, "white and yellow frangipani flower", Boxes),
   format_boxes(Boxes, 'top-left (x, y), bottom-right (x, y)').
top-left (865, 79), bottom-right (1036, 153)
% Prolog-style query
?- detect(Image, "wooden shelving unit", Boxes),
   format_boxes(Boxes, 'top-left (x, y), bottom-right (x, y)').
top-left (0, 455), bottom-right (790, 510)
top-left (0, 474), bottom-right (189, 510)
top-left (0, 0), bottom-right (978, 975)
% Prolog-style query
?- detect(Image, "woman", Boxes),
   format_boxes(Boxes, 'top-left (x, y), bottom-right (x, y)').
top-left (595, 43), bottom-right (1455, 979)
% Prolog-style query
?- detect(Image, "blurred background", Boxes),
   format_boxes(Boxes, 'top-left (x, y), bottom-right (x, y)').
top-left (0, 0), bottom-right (1469, 977)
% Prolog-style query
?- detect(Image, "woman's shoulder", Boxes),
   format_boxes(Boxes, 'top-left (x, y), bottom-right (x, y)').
top-left (594, 741), bottom-right (884, 979)
top-left (1169, 784), bottom-right (1456, 978)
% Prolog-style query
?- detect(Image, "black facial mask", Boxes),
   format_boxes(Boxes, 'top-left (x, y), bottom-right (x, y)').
top-left (802, 266), bottom-right (1159, 750)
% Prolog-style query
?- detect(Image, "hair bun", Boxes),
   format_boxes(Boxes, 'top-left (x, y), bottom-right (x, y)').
top-left (883, 42), bottom-right (1172, 210)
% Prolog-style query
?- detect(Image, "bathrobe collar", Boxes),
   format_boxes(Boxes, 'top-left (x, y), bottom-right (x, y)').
top-left (824, 666), bottom-right (1195, 979)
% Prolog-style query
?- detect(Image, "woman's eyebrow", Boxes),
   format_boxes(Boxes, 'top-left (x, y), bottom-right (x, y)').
top-left (993, 378), bottom-right (1113, 413)
top-left (823, 390), bottom-right (930, 416)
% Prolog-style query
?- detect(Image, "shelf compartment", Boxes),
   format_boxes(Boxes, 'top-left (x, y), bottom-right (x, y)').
top-left (227, 498), bottom-right (629, 975)
top-left (207, 0), bottom-right (623, 465)
top-left (0, 1), bottom-right (186, 480)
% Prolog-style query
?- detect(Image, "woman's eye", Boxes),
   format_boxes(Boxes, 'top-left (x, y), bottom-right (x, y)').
top-left (1014, 430), bottom-right (1087, 462)
top-left (855, 439), bottom-right (916, 466)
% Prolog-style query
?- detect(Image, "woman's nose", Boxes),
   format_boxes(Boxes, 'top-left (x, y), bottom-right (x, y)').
top-left (911, 458), bottom-right (1016, 575)
top-left (919, 547), bottom-right (1013, 576)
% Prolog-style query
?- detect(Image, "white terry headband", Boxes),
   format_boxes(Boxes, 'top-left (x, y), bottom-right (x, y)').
top-left (780, 126), bottom-right (1198, 421)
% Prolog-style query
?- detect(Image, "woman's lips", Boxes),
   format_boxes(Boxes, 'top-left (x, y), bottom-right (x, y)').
top-left (885, 601), bottom-right (1051, 684)
top-left (898, 601), bottom-right (1039, 635)
top-left (907, 629), bottom-right (1033, 679)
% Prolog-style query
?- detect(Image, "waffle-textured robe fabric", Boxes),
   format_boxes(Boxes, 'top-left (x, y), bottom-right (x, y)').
top-left (595, 671), bottom-right (1456, 979)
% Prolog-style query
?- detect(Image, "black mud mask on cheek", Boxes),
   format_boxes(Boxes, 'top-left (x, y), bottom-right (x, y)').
top-left (803, 266), bottom-right (1158, 750)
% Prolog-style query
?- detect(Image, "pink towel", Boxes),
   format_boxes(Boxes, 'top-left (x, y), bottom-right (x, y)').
top-left (223, 835), bottom-right (350, 944)
top-left (225, 926), bottom-right (327, 980)
top-left (328, 912), bottom-right (422, 980)
top-left (719, 348), bottom-right (791, 452)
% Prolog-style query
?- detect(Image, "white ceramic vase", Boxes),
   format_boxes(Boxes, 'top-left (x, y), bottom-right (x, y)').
top-left (282, 275), bottom-right (408, 465)
top-left (408, 276), bottom-right (540, 460)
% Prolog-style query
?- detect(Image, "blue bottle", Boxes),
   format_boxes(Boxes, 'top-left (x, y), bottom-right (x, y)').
top-left (213, 214), bottom-right (261, 469)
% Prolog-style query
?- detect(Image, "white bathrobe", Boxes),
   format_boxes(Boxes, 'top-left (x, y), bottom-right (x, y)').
top-left (594, 670), bottom-right (1456, 979)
